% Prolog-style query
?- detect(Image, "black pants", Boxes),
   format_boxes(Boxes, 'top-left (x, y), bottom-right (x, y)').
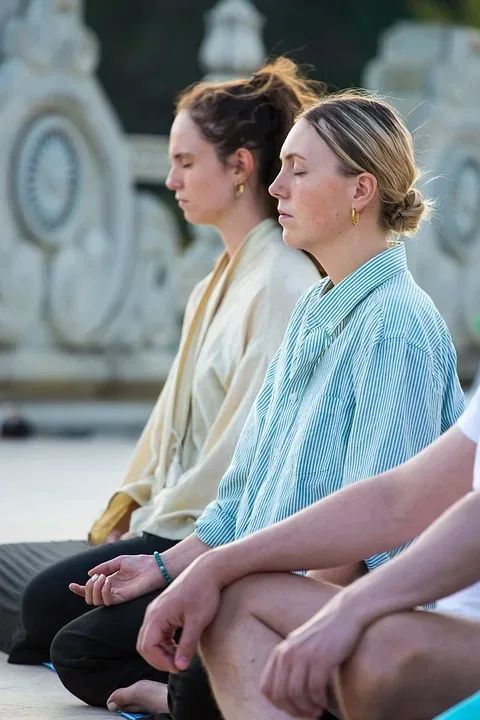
top-left (168, 656), bottom-right (222, 720)
top-left (8, 533), bottom-right (176, 667)
top-left (10, 532), bottom-right (338, 720)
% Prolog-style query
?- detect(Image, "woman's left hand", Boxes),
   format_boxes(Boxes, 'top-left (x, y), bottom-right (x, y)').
top-left (120, 531), bottom-right (136, 540)
top-left (260, 594), bottom-right (363, 718)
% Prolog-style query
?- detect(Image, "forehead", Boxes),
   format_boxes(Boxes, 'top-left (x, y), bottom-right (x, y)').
top-left (281, 118), bottom-right (327, 160)
top-left (169, 110), bottom-right (204, 152)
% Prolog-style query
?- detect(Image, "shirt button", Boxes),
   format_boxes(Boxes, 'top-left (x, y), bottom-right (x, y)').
top-left (290, 392), bottom-right (298, 403)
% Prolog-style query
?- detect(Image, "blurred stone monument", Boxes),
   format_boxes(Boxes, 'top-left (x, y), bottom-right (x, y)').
top-left (200, 0), bottom-right (265, 81)
top-left (175, 0), bottom-right (266, 309)
top-left (0, 0), bottom-right (266, 423)
top-left (365, 22), bottom-right (480, 381)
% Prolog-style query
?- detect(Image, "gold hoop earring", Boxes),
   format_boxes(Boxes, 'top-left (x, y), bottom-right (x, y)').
top-left (236, 183), bottom-right (245, 198)
top-left (351, 207), bottom-right (359, 225)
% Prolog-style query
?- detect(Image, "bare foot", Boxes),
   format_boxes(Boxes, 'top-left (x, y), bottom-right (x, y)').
top-left (107, 680), bottom-right (168, 714)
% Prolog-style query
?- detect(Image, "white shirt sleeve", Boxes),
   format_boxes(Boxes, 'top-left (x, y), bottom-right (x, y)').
top-left (458, 386), bottom-right (480, 445)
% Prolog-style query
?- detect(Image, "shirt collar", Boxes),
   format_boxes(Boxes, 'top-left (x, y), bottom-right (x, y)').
top-left (305, 243), bottom-right (408, 335)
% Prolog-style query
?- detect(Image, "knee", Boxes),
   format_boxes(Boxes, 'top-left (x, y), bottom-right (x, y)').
top-left (50, 623), bottom-right (75, 671)
top-left (21, 560), bottom-right (73, 633)
top-left (199, 576), bottom-right (257, 663)
top-left (21, 569), bottom-right (55, 624)
top-left (338, 614), bottom-right (427, 720)
top-left (50, 623), bottom-right (104, 707)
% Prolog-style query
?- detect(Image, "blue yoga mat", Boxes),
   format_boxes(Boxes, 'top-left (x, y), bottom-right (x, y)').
top-left (434, 691), bottom-right (480, 719)
top-left (42, 663), bottom-right (148, 719)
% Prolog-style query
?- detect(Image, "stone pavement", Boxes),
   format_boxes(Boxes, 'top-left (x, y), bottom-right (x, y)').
top-left (0, 653), bottom-right (107, 719)
top-left (0, 435), bottom-right (137, 719)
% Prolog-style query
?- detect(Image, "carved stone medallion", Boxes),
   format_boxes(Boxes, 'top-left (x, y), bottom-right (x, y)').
top-left (12, 114), bottom-right (85, 248)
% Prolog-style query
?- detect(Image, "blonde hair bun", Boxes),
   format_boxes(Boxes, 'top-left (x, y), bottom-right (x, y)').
top-left (389, 187), bottom-right (427, 236)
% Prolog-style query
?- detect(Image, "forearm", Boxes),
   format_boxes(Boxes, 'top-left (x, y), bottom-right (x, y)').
top-left (343, 492), bottom-right (480, 628)
top-left (209, 475), bottom-right (450, 588)
top-left (161, 534), bottom-right (211, 580)
top-left (205, 428), bottom-right (472, 588)
top-left (207, 474), bottom-right (398, 586)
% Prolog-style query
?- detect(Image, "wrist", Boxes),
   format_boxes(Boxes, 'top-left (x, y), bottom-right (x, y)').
top-left (204, 547), bottom-right (241, 590)
top-left (148, 554), bottom-right (169, 590)
top-left (341, 580), bottom-right (396, 632)
top-left (154, 551), bottom-right (174, 586)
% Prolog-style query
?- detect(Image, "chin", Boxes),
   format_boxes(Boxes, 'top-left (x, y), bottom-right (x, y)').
top-left (182, 208), bottom-right (197, 223)
top-left (183, 209), bottom-right (213, 226)
top-left (281, 228), bottom-right (305, 250)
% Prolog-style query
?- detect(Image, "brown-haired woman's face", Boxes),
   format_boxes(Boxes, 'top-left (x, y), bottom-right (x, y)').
top-left (269, 119), bottom-right (356, 252)
top-left (166, 110), bottom-right (237, 226)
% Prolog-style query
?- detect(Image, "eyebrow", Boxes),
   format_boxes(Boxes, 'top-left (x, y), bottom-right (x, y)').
top-left (171, 152), bottom-right (195, 161)
top-left (280, 152), bottom-right (308, 162)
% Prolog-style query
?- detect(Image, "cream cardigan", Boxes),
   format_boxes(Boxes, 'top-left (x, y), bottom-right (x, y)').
top-left (89, 219), bottom-right (320, 543)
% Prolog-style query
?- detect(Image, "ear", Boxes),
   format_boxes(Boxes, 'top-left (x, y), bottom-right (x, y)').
top-left (229, 148), bottom-right (256, 184)
top-left (352, 172), bottom-right (377, 212)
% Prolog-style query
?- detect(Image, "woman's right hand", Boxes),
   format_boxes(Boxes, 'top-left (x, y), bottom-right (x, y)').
top-left (69, 554), bottom-right (165, 606)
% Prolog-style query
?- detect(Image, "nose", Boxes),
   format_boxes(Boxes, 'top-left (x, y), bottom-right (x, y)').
top-left (269, 168), bottom-right (288, 199)
top-left (166, 167), bottom-right (181, 191)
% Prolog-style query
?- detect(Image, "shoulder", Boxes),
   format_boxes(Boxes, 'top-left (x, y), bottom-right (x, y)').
top-left (253, 228), bottom-right (322, 314)
top-left (240, 226), bottom-right (320, 319)
top-left (260, 225), bottom-right (321, 288)
top-left (358, 272), bottom-right (453, 354)
top-left (240, 250), bottom-right (321, 357)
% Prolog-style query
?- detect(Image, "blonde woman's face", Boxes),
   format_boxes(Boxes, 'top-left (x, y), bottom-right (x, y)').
top-left (269, 119), bottom-right (355, 253)
top-left (166, 110), bottom-right (236, 226)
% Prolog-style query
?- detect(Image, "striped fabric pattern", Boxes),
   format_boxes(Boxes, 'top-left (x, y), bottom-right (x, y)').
top-left (195, 244), bottom-right (465, 571)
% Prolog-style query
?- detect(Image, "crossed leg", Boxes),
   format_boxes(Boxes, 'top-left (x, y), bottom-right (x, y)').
top-left (199, 571), bottom-right (480, 720)
top-left (337, 609), bottom-right (480, 720)
top-left (199, 572), bottom-right (340, 720)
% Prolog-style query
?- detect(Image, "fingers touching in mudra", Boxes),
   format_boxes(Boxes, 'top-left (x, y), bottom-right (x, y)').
top-left (69, 570), bottom-right (112, 606)
top-left (69, 553), bottom-right (160, 606)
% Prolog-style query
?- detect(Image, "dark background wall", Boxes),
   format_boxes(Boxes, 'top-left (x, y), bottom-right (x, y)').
top-left (85, 0), bottom-right (423, 136)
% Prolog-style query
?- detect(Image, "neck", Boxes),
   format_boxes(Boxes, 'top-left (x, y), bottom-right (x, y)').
top-left (313, 224), bottom-right (389, 286)
top-left (216, 202), bottom-right (271, 257)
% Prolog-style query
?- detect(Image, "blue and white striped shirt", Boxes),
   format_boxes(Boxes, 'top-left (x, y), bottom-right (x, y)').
top-left (195, 244), bottom-right (465, 570)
